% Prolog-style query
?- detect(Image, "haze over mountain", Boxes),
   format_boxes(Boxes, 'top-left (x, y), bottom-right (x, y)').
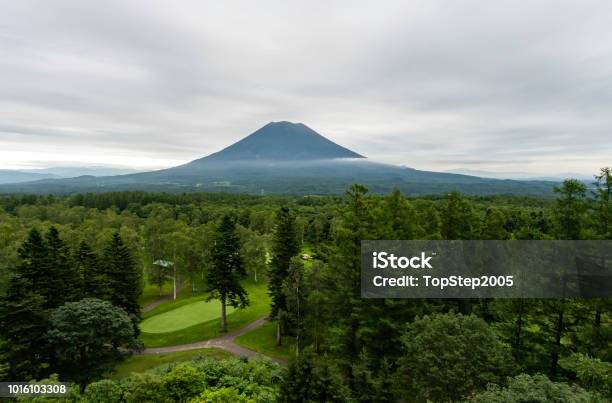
top-left (0, 122), bottom-right (556, 196)
top-left (445, 168), bottom-right (592, 182)
top-left (0, 167), bottom-right (141, 184)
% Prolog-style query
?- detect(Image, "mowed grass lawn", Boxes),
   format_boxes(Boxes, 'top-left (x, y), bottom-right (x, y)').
top-left (140, 280), bottom-right (270, 348)
top-left (234, 320), bottom-right (293, 361)
top-left (109, 348), bottom-right (232, 379)
top-left (140, 300), bottom-right (236, 333)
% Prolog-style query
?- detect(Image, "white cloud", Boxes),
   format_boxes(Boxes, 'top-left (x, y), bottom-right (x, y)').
top-left (0, 0), bottom-right (611, 174)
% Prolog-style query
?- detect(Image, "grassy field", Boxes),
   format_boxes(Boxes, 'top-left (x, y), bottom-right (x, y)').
top-left (235, 320), bottom-right (293, 361)
top-left (140, 300), bottom-right (236, 333)
top-left (140, 280), bottom-right (270, 348)
top-left (109, 348), bottom-right (232, 379)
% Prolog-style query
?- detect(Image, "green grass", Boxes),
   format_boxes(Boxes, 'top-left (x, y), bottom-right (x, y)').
top-left (140, 300), bottom-right (236, 333)
top-left (235, 320), bottom-right (293, 361)
top-left (140, 280), bottom-right (270, 348)
top-left (109, 348), bottom-right (232, 379)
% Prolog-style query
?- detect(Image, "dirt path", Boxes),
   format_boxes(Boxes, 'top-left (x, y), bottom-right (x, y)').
top-left (141, 317), bottom-right (287, 366)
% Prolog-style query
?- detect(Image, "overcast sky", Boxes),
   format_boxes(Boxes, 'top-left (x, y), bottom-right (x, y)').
top-left (1, 1), bottom-right (611, 175)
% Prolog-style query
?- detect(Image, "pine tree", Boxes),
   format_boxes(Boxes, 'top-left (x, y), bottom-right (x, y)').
top-left (268, 206), bottom-right (300, 318)
top-left (16, 228), bottom-right (48, 299)
top-left (206, 214), bottom-right (249, 333)
top-left (442, 191), bottom-right (479, 239)
top-left (76, 241), bottom-right (108, 299)
top-left (553, 179), bottom-right (587, 240)
top-left (593, 167), bottom-right (612, 239)
top-left (0, 229), bottom-right (50, 380)
top-left (45, 227), bottom-right (80, 305)
top-left (0, 275), bottom-right (48, 380)
top-left (481, 207), bottom-right (508, 240)
top-left (103, 233), bottom-right (141, 318)
top-left (282, 256), bottom-right (307, 355)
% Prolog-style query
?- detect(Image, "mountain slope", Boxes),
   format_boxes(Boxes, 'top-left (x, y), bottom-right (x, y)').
top-left (0, 122), bottom-right (557, 196)
top-left (0, 170), bottom-right (57, 184)
top-left (193, 121), bottom-right (363, 162)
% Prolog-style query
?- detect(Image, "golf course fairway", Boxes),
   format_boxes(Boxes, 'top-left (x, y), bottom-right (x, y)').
top-left (140, 299), bottom-right (235, 333)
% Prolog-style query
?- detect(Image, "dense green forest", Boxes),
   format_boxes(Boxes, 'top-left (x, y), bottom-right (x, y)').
top-left (0, 167), bottom-right (610, 402)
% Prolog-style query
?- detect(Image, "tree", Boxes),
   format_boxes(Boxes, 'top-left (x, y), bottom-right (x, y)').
top-left (465, 373), bottom-right (596, 403)
top-left (0, 229), bottom-right (50, 380)
top-left (397, 312), bottom-right (513, 402)
top-left (378, 188), bottom-right (421, 239)
top-left (282, 257), bottom-right (307, 354)
top-left (46, 298), bottom-right (139, 387)
top-left (103, 233), bottom-right (142, 319)
top-left (442, 191), bottom-right (479, 239)
top-left (45, 227), bottom-right (80, 305)
top-left (238, 227), bottom-right (267, 283)
top-left (76, 241), bottom-right (107, 300)
top-left (560, 353), bottom-right (612, 400)
top-left (282, 349), bottom-right (351, 403)
top-left (553, 179), bottom-right (587, 240)
top-left (268, 207), bottom-right (301, 318)
top-left (148, 259), bottom-right (172, 295)
top-left (481, 207), bottom-right (508, 240)
top-left (15, 229), bottom-right (48, 303)
top-left (205, 215), bottom-right (249, 333)
top-left (593, 166), bottom-right (612, 239)
top-left (0, 275), bottom-right (48, 380)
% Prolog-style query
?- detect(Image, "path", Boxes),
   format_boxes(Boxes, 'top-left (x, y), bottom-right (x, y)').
top-left (141, 317), bottom-right (287, 366)
top-left (141, 283), bottom-right (185, 313)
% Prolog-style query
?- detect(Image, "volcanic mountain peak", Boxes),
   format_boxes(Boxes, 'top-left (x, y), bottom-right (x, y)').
top-left (203, 121), bottom-right (365, 162)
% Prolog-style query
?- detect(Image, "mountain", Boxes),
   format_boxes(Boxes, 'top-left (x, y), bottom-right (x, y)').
top-left (446, 168), bottom-right (592, 181)
top-left (0, 170), bottom-right (58, 184)
top-left (203, 121), bottom-right (364, 161)
top-left (0, 122), bottom-right (557, 196)
top-left (22, 166), bottom-right (141, 178)
top-left (0, 167), bottom-right (140, 185)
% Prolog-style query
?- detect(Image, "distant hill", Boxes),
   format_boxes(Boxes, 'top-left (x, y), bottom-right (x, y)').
top-left (446, 168), bottom-right (592, 181)
top-left (0, 167), bottom-right (140, 185)
top-left (0, 170), bottom-right (58, 184)
top-left (23, 166), bottom-right (141, 178)
top-left (0, 122), bottom-right (557, 196)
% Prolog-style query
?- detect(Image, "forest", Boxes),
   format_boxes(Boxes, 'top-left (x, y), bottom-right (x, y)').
top-left (0, 167), bottom-right (610, 402)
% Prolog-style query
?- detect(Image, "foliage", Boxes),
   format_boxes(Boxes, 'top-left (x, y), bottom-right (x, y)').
top-left (205, 214), bottom-right (249, 332)
top-left (82, 356), bottom-right (283, 403)
top-left (559, 353), bottom-right (612, 399)
top-left (465, 373), bottom-right (597, 403)
top-left (46, 298), bottom-right (140, 385)
top-left (269, 206), bottom-right (301, 317)
top-left (397, 312), bottom-right (513, 401)
top-left (103, 233), bottom-right (142, 318)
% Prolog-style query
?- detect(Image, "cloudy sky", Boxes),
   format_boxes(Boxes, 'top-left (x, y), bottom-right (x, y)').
top-left (1, 1), bottom-right (611, 175)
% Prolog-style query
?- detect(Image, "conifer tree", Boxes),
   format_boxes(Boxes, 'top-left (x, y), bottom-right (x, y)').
top-left (0, 229), bottom-right (49, 380)
top-left (593, 166), bottom-right (612, 239)
top-left (206, 214), bottom-right (249, 332)
top-left (268, 206), bottom-right (300, 317)
top-left (0, 275), bottom-right (48, 380)
top-left (45, 227), bottom-right (80, 306)
top-left (76, 241), bottom-right (107, 300)
top-left (16, 228), bottom-right (48, 299)
top-left (103, 233), bottom-right (141, 318)
top-left (553, 179), bottom-right (587, 240)
top-left (442, 191), bottom-right (479, 239)
top-left (481, 207), bottom-right (508, 240)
